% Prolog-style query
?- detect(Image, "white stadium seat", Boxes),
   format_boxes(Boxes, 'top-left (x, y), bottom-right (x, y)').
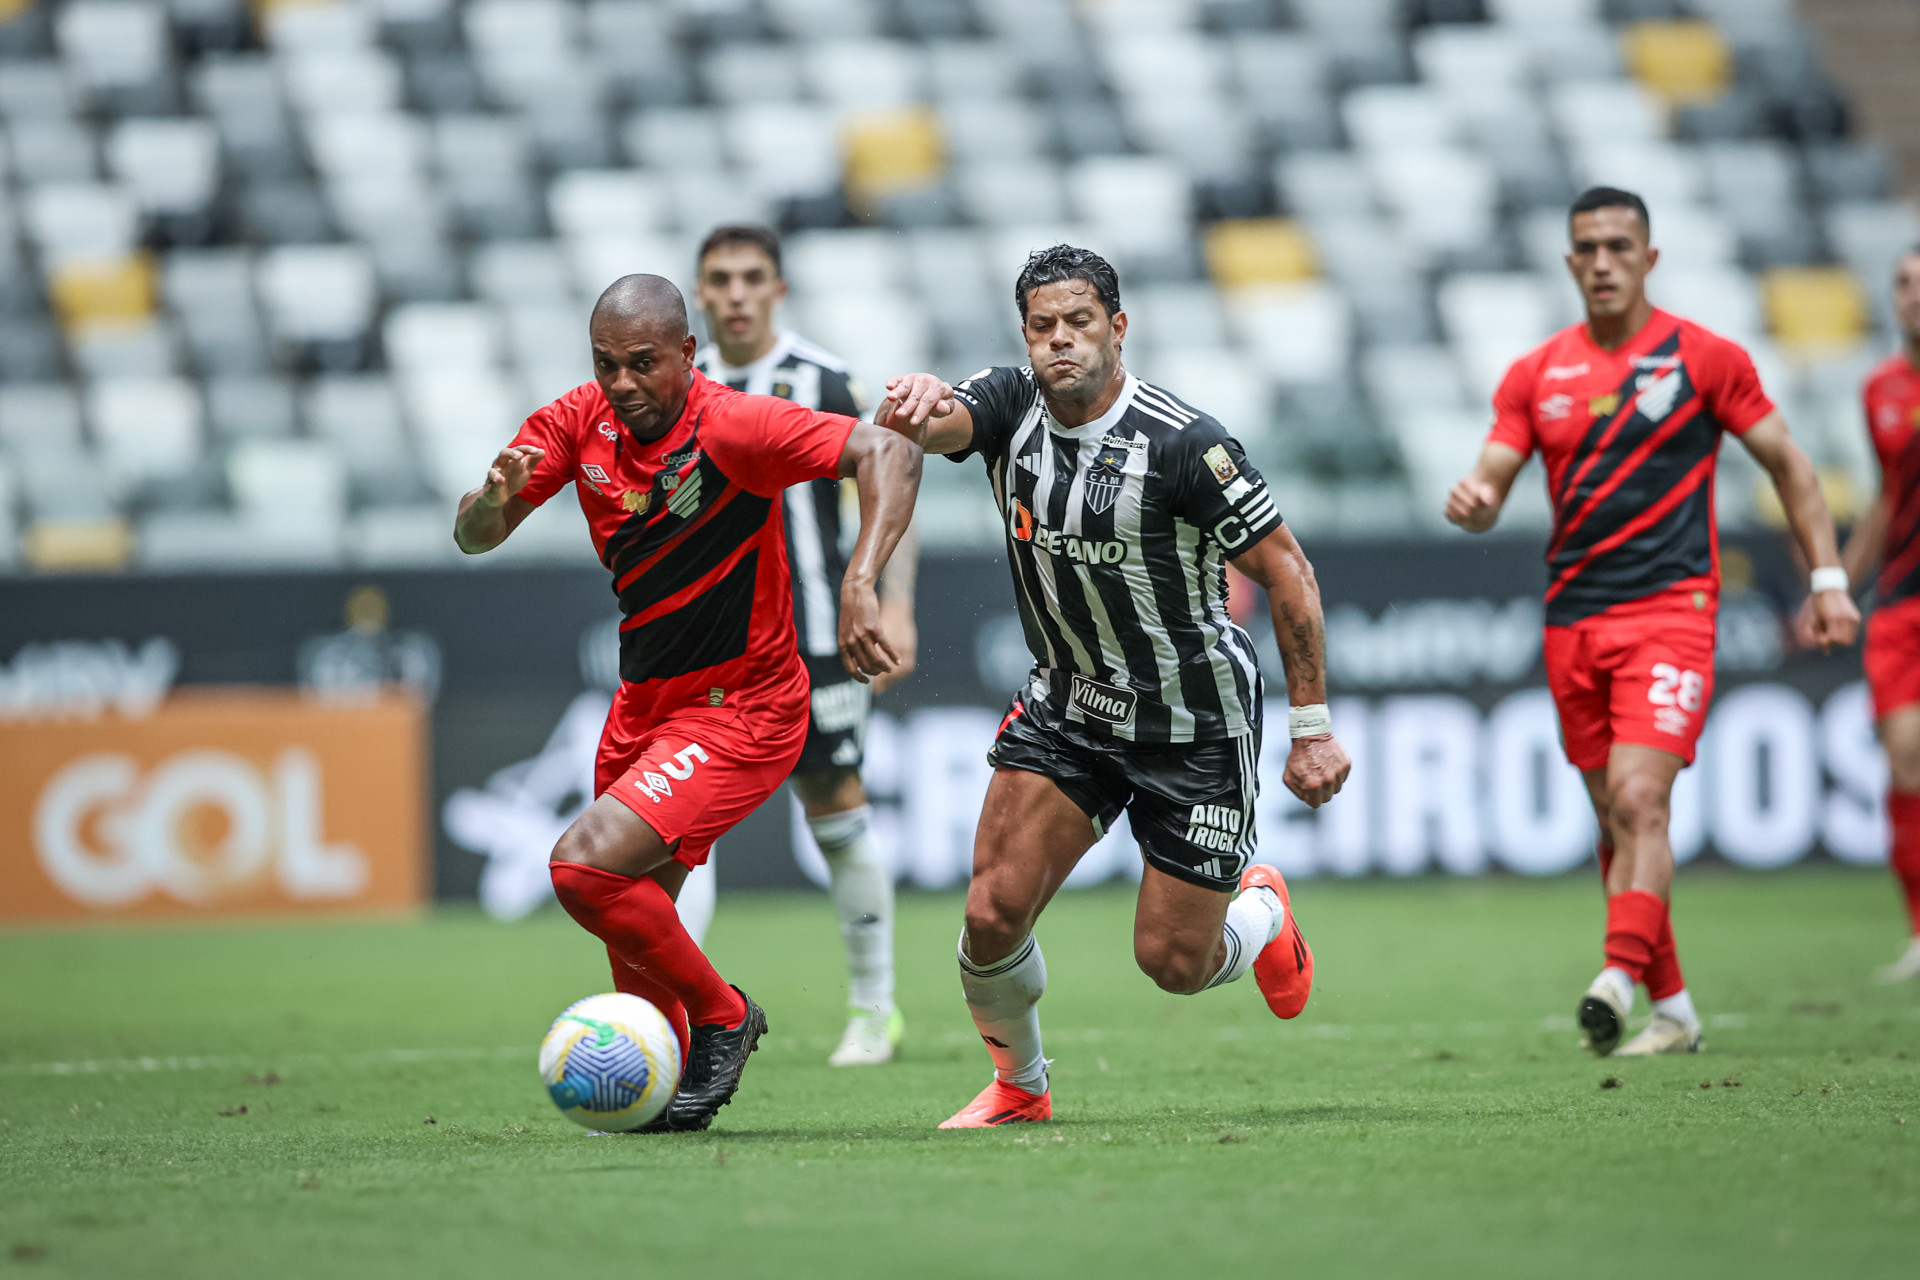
top-left (385, 303), bottom-right (505, 374)
top-left (1344, 86), bottom-right (1458, 154)
top-left (958, 160), bottom-right (1069, 226)
top-left (722, 104), bottom-right (840, 198)
top-left (1548, 80), bottom-right (1664, 149)
top-left (89, 375), bottom-right (204, 484)
top-left (22, 182), bottom-right (139, 265)
top-left (548, 170), bottom-right (668, 239)
top-left (228, 439), bottom-right (348, 531)
top-left (802, 39), bottom-right (924, 109)
top-left (106, 118), bottom-right (220, 214)
top-left (1225, 282), bottom-right (1352, 387)
top-left (279, 48), bottom-right (406, 116)
top-left (624, 108), bottom-right (727, 171)
top-left (257, 244), bottom-right (379, 343)
top-left (56, 1), bottom-right (169, 91)
top-left (785, 229), bottom-right (909, 296)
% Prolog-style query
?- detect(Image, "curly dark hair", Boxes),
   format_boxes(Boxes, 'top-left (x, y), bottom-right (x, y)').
top-left (1014, 244), bottom-right (1121, 321)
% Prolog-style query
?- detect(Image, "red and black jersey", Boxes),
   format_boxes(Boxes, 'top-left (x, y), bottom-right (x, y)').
top-left (509, 370), bottom-right (856, 725)
top-left (1862, 353), bottom-right (1920, 607)
top-left (1490, 309), bottom-right (1775, 626)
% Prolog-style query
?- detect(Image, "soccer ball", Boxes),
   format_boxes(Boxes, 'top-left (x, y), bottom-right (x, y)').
top-left (539, 992), bottom-right (682, 1131)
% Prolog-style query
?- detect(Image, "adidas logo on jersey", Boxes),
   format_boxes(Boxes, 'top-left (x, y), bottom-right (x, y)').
top-left (1184, 804), bottom-right (1244, 852)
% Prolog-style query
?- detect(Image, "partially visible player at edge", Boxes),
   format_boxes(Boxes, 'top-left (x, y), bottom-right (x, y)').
top-left (1809, 244), bottom-right (1920, 981)
top-left (880, 245), bottom-right (1349, 1128)
top-left (692, 225), bottom-right (919, 1066)
top-left (1446, 188), bottom-right (1859, 1057)
top-left (453, 274), bottom-right (920, 1130)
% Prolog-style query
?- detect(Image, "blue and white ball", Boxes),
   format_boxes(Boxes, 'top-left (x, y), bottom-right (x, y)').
top-left (539, 993), bottom-right (682, 1131)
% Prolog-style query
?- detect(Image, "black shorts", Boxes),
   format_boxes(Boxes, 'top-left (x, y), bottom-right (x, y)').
top-left (987, 695), bottom-right (1259, 892)
top-left (794, 653), bottom-right (870, 777)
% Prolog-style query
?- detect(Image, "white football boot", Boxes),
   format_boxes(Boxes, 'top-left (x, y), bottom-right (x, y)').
top-left (828, 1005), bottom-right (904, 1067)
top-left (1576, 969), bottom-right (1633, 1057)
top-left (1876, 937), bottom-right (1920, 983)
top-left (1614, 1013), bottom-right (1703, 1056)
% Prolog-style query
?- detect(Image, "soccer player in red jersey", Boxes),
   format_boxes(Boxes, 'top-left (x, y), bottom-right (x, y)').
top-left (1446, 188), bottom-right (1859, 1056)
top-left (453, 275), bottom-right (921, 1129)
top-left (1816, 245), bottom-right (1920, 980)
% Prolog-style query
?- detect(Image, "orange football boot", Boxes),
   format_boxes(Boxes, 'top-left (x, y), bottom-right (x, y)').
top-left (937, 1078), bottom-right (1052, 1129)
top-left (1239, 864), bottom-right (1314, 1019)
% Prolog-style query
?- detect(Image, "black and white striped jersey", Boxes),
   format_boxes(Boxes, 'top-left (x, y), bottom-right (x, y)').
top-left (948, 365), bottom-right (1284, 744)
top-left (694, 331), bottom-right (864, 662)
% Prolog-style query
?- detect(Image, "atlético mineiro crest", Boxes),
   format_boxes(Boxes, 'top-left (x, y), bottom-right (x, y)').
top-left (1084, 446), bottom-right (1127, 515)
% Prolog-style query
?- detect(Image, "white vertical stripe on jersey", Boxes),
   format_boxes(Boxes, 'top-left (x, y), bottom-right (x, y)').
top-left (1015, 408), bottom-right (1098, 676)
top-left (784, 485), bottom-right (839, 657)
top-left (1061, 434), bottom-right (1140, 734)
top-left (1174, 519), bottom-right (1258, 736)
top-left (1107, 437), bottom-right (1195, 740)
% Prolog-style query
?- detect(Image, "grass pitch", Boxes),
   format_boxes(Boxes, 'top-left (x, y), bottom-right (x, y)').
top-left (3, 869), bottom-right (1917, 1279)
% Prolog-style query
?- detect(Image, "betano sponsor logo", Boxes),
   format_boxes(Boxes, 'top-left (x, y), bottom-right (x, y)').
top-left (1009, 500), bottom-right (1128, 563)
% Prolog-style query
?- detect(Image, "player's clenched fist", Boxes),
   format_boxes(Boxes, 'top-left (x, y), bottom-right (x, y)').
top-left (478, 445), bottom-right (544, 507)
top-left (1444, 475), bottom-right (1502, 533)
top-left (1284, 734), bottom-right (1351, 809)
top-left (1793, 589), bottom-right (1862, 653)
top-left (838, 578), bottom-right (900, 686)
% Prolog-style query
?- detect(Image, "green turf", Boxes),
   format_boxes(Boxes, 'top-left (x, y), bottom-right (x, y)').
top-left (3, 869), bottom-right (1917, 1279)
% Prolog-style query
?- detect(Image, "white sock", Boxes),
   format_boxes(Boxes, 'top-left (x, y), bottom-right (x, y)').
top-left (1653, 988), bottom-right (1699, 1030)
top-left (810, 806), bottom-right (894, 1016)
top-left (1205, 885), bottom-right (1285, 989)
top-left (958, 931), bottom-right (1049, 1093)
top-left (1596, 966), bottom-right (1635, 1014)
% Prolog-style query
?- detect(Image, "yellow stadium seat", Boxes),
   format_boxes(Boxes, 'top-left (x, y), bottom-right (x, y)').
top-left (1622, 20), bottom-right (1731, 105)
top-left (1762, 266), bottom-right (1869, 352)
top-left (24, 519), bottom-right (135, 573)
top-left (0, 0), bottom-right (35, 20)
top-left (48, 254), bottom-right (158, 333)
top-left (842, 108), bottom-right (944, 212)
top-left (1203, 219), bottom-right (1318, 291)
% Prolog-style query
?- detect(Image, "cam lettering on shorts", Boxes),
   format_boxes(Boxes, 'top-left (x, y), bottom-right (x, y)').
top-left (948, 366), bottom-right (1282, 745)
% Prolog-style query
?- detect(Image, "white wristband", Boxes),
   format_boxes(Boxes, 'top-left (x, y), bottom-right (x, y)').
top-left (1809, 566), bottom-right (1849, 595)
top-left (1288, 703), bottom-right (1332, 739)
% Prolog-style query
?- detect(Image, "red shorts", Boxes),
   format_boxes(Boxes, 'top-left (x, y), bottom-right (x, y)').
top-left (1542, 605), bottom-right (1717, 772)
top-left (593, 687), bottom-right (807, 868)
top-left (1865, 596), bottom-right (1920, 721)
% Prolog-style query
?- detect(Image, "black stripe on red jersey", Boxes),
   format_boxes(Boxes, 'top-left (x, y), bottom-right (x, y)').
top-left (619, 548), bottom-right (760, 683)
top-left (616, 482), bottom-right (773, 620)
top-left (1549, 471), bottom-right (1716, 623)
top-left (1553, 329), bottom-right (1682, 517)
top-left (600, 449), bottom-right (732, 580)
top-left (1882, 431), bottom-right (1920, 606)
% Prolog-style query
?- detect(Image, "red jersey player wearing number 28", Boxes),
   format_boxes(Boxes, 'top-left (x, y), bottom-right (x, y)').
top-left (1447, 187), bottom-right (1859, 1057)
top-left (1823, 245), bottom-right (1920, 981)
top-left (453, 275), bottom-right (921, 1130)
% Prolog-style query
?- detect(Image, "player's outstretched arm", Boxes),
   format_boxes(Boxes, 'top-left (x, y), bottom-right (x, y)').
top-left (875, 373), bottom-right (974, 455)
top-left (1443, 442), bottom-right (1526, 533)
top-left (453, 445), bottom-right (544, 554)
top-left (837, 422), bottom-right (923, 685)
top-left (873, 523), bottom-right (919, 694)
top-left (1739, 412), bottom-right (1861, 652)
top-left (1230, 526), bottom-right (1352, 809)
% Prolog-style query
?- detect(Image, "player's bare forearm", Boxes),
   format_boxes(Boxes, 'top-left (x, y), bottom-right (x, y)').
top-left (1230, 526), bottom-right (1329, 706)
top-left (877, 373), bottom-right (975, 455)
top-left (837, 423), bottom-right (922, 682)
top-left (1444, 442), bottom-right (1526, 533)
top-left (1744, 413), bottom-right (1861, 650)
top-left (454, 444), bottom-right (543, 553)
top-left (879, 523), bottom-right (918, 608)
top-left (1841, 493), bottom-right (1890, 591)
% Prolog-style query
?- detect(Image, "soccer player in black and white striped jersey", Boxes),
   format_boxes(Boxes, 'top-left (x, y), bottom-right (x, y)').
top-left (690, 225), bottom-right (920, 1067)
top-left (878, 245), bottom-right (1351, 1127)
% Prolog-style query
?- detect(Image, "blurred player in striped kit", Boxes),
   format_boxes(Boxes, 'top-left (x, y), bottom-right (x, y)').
top-left (692, 226), bottom-right (920, 1065)
top-left (1810, 245), bottom-right (1920, 980)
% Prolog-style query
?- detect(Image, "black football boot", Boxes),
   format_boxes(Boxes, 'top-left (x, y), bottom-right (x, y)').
top-left (666, 987), bottom-right (768, 1131)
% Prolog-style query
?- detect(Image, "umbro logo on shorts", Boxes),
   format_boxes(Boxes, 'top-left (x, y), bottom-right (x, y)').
top-left (630, 743), bottom-right (709, 802)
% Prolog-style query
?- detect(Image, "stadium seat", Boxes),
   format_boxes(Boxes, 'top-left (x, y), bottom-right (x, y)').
top-left (1436, 273), bottom-right (1553, 403)
top-left (141, 509), bottom-right (343, 569)
top-left (1142, 348), bottom-right (1274, 457)
top-left (1548, 80), bottom-right (1664, 149)
top-left (1362, 344), bottom-right (1472, 424)
top-left (799, 288), bottom-right (931, 397)
top-left (1099, 29), bottom-right (1222, 103)
top-left (926, 39), bottom-right (1023, 104)
top-left (105, 118), bottom-right (220, 216)
top-left (47, 253), bottom-right (156, 333)
top-left (0, 383), bottom-right (83, 451)
top-left (1203, 220), bottom-right (1317, 292)
top-left (263, 2), bottom-right (377, 54)
top-left (1276, 153), bottom-right (1375, 222)
top-left (348, 504), bottom-right (464, 566)
top-left (23, 182), bottom-right (139, 266)
top-left (564, 231), bottom-right (688, 302)
top-left (1120, 93), bottom-right (1253, 179)
top-left (624, 107), bottom-right (724, 171)
top-left (54, 1), bottom-right (170, 94)
top-left (723, 103), bottom-right (840, 200)
top-left (957, 160), bottom-right (1067, 226)
top-left (548, 170), bottom-right (667, 241)
top-left (1229, 34), bottom-right (1337, 150)
top-left (68, 319), bottom-right (176, 380)
top-left (306, 110), bottom-right (428, 185)
top-left (841, 107), bottom-right (944, 211)
top-left (1123, 282), bottom-right (1229, 356)
top-left (1761, 267), bottom-right (1868, 352)
top-left (205, 374), bottom-right (298, 441)
top-left (1622, 20), bottom-right (1732, 106)
top-left (1224, 282), bottom-right (1352, 387)
top-left (1068, 156), bottom-right (1189, 265)
top-left (1643, 203), bottom-right (1738, 271)
top-left (785, 229), bottom-right (908, 297)
top-left (504, 303), bottom-right (590, 408)
top-left (385, 302), bottom-right (504, 375)
top-left (305, 373), bottom-right (421, 502)
top-left (163, 246), bottom-right (267, 375)
top-left (471, 240), bottom-right (570, 307)
top-left (88, 374), bottom-right (202, 484)
top-left (666, 171), bottom-right (774, 237)
top-left (1572, 141), bottom-right (1705, 210)
top-left (1344, 86), bottom-right (1458, 155)
top-left (191, 55), bottom-right (296, 177)
top-left (1650, 266), bottom-right (1765, 346)
top-left (701, 43), bottom-right (804, 105)
top-left (256, 243), bottom-right (379, 344)
top-left (938, 100), bottom-right (1047, 165)
top-left (1412, 25), bottom-right (1529, 91)
top-left (1368, 148), bottom-right (1499, 262)
top-left (403, 365), bottom-right (522, 500)
top-left (0, 60), bottom-right (77, 118)
top-left (804, 39), bottom-right (923, 109)
top-left (229, 438), bottom-right (348, 529)
top-left (1486, 0), bottom-right (1602, 24)
top-left (764, 0), bottom-right (880, 40)
top-left (279, 48), bottom-right (405, 118)
top-left (6, 118), bottom-right (97, 183)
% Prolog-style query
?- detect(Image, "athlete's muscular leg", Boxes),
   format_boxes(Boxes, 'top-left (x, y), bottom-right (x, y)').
top-left (1584, 745), bottom-right (1687, 899)
top-left (794, 767), bottom-right (866, 817)
top-left (1133, 868), bottom-right (1233, 994)
top-left (551, 793), bottom-right (687, 896)
top-left (963, 768), bottom-right (1099, 966)
top-left (1881, 706), bottom-right (1920, 793)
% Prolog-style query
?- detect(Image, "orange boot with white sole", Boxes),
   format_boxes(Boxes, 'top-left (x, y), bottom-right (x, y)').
top-left (937, 1078), bottom-right (1052, 1129)
top-left (1239, 864), bottom-right (1314, 1019)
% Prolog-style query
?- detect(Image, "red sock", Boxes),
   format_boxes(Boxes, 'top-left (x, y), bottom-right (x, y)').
top-left (1642, 910), bottom-right (1685, 1001)
top-left (551, 861), bottom-right (747, 1028)
top-left (607, 943), bottom-right (691, 1062)
top-left (1597, 842), bottom-right (1614, 884)
top-left (1891, 791), bottom-right (1920, 936)
top-left (1603, 889), bottom-right (1666, 986)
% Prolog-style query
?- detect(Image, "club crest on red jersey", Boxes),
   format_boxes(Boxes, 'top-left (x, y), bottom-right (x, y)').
top-left (621, 490), bottom-right (650, 514)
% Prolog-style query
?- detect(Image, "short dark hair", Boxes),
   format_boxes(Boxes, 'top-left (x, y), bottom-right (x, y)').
top-left (1014, 244), bottom-right (1121, 321)
top-left (1569, 186), bottom-right (1651, 238)
top-left (696, 224), bottom-right (782, 277)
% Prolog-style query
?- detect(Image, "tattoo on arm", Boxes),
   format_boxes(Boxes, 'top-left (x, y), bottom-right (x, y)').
top-left (1275, 599), bottom-right (1323, 692)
